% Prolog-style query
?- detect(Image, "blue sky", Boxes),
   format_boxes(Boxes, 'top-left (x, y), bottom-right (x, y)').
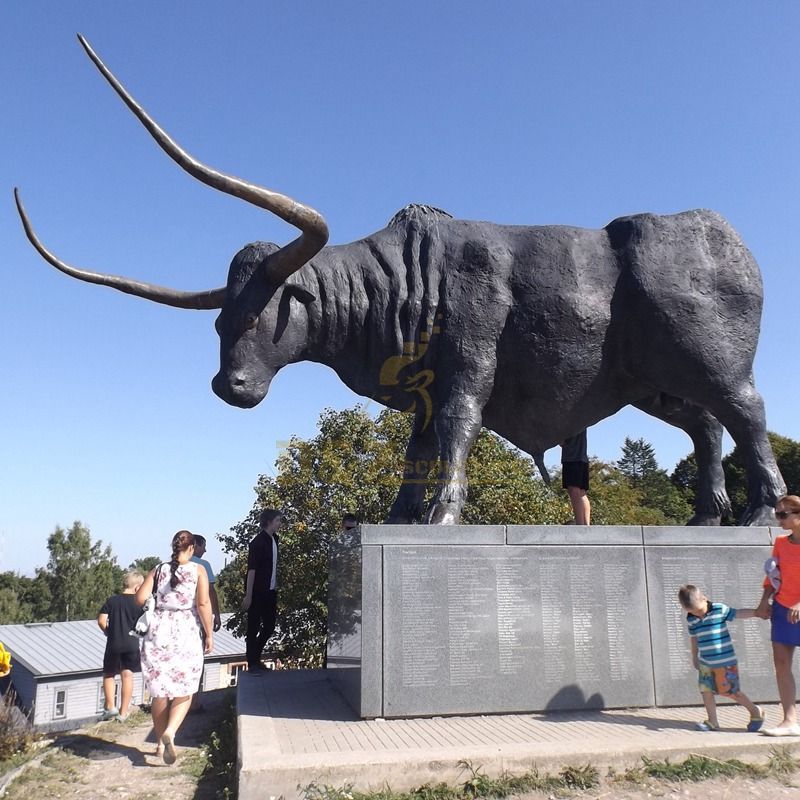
top-left (2, 2), bottom-right (798, 576)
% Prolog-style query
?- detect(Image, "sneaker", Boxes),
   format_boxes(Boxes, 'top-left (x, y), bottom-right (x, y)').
top-left (747, 706), bottom-right (765, 732)
top-left (695, 720), bottom-right (719, 731)
top-left (100, 707), bottom-right (120, 721)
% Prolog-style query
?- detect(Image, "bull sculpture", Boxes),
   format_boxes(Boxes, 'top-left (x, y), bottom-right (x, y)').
top-left (16, 37), bottom-right (785, 526)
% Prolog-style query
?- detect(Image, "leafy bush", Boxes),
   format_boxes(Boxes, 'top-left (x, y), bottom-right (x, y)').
top-left (0, 691), bottom-right (37, 763)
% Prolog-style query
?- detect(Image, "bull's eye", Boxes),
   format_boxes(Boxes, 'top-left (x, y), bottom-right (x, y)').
top-left (244, 313), bottom-right (259, 331)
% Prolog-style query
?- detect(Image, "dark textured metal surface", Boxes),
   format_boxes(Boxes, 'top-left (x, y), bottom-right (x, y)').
top-left (17, 39), bottom-right (785, 528)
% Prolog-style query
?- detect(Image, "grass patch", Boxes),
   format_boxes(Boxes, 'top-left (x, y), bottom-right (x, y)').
top-left (303, 750), bottom-right (800, 800)
top-left (0, 747), bottom-right (40, 780)
top-left (181, 693), bottom-right (237, 799)
top-left (616, 747), bottom-right (800, 785)
top-left (3, 750), bottom-right (85, 799)
top-left (302, 759), bottom-right (600, 800)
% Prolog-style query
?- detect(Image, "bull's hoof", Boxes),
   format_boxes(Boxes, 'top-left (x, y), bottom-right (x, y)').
top-left (686, 514), bottom-right (722, 526)
top-left (423, 503), bottom-right (460, 525)
top-left (739, 504), bottom-right (777, 526)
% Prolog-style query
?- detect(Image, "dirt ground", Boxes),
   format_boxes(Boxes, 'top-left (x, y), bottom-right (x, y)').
top-left (1, 689), bottom-right (234, 800)
top-left (4, 693), bottom-right (800, 800)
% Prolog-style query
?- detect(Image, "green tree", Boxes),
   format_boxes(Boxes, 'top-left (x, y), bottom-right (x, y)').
top-left (614, 438), bottom-right (692, 524)
top-left (639, 470), bottom-right (694, 524)
top-left (723, 432), bottom-right (800, 521)
top-left (671, 453), bottom-right (698, 497)
top-left (0, 587), bottom-right (27, 625)
top-left (0, 571), bottom-right (52, 624)
top-left (45, 522), bottom-right (123, 621)
top-left (581, 461), bottom-right (666, 525)
top-left (214, 560), bottom-right (239, 614)
top-left (617, 437), bottom-right (659, 485)
top-left (128, 556), bottom-right (162, 574)
top-left (219, 406), bottom-right (568, 666)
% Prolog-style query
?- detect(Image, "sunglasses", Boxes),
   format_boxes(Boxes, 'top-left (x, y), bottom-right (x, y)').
top-left (776, 510), bottom-right (799, 520)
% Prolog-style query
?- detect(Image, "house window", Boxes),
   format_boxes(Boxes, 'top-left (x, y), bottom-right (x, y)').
top-left (53, 689), bottom-right (67, 719)
top-left (97, 682), bottom-right (120, 712)
top-left (228, 665), bottom-right (242, 687)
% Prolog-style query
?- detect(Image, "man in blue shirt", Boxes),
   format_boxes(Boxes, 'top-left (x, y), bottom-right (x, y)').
top-left (191, 535), bottom-right (221, 632)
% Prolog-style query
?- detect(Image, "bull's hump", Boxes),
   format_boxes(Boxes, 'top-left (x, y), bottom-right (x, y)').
top-left (387, 204), bottom-right (454, 227)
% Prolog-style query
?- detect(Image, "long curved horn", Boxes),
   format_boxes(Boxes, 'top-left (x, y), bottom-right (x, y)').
top-left (77, 34), bottom-right (329, 284)
top-left (15, 189), bottom-right (226, 310)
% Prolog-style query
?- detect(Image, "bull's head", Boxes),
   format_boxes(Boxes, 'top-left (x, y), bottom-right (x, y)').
top-left (15, 35), bottom-right (329, 409)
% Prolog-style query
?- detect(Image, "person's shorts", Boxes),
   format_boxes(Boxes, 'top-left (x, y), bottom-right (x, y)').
top-left (698, 662), bottom-right (740, 696)
top-left (562, 461), bottom-right (589, 491)
top-left (771, 601), bottom-right (800, 646)
top-left (102, 649), bottom-right (141, 677)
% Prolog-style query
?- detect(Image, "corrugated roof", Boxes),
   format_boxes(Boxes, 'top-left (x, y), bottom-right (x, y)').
top-left (0, 613), bottom-right (246, 678)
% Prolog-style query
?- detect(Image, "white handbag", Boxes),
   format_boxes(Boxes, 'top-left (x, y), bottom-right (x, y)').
top-left (131, 565), bottom-right (162, 637)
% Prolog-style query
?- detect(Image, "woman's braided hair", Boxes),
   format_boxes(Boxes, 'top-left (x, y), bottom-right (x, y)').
top-left (169, 530), bottom-right (195, 589)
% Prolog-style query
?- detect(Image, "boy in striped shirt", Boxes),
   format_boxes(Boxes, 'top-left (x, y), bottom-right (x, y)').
top-left (678, 584), bottom-right (764, 732)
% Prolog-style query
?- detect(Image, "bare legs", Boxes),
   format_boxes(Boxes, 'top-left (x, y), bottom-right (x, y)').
top-left (730, 691), bottom-right (760, 719)
top-left (102, 676), bottom-right (117, 712)
top-left (102, 670), bottom-right (135, 718)
top-left (150, 695), bottom-right (192, 759)
top-left (701, 691), bottom-right (718, 728)
top-left (150, 697), bottom-right (169, 754)
top-left (119, 670), bottom-right (134, 717)
top-left (566, 486), bottom-right (590, 525)
top-left (772, 643), bottom-right (798, 729)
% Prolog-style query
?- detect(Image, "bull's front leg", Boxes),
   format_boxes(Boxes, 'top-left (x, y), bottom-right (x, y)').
top-left (386, 413), bottom-right (438, 523)
top-left (423, 393), bottom-right (485, 525)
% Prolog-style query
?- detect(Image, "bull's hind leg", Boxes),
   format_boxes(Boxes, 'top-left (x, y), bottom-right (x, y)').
top-left (386, 413), bottom-right (438, 523)
top-left (703, 378), bottom-right (785, 525)
top-left (633, 395), bottom-right (730, 525)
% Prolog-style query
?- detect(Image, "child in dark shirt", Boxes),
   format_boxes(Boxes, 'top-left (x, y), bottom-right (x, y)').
top-left (97, 571), bottom-right (143, 720)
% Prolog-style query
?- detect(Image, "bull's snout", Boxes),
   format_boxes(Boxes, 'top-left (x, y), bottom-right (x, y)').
top-left (212, 371), bottom-right (268, 409)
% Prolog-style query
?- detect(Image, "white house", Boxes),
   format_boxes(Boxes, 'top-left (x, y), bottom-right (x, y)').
top-left (0, 614), bottom-right (247, 731)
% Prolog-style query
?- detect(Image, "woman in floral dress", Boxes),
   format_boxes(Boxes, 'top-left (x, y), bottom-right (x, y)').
top-left (136, 530), bottom-right (213, 764)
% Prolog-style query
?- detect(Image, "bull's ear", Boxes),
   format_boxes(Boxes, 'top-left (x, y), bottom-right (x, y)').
top-left (285, 284), bottom-right (316, 305)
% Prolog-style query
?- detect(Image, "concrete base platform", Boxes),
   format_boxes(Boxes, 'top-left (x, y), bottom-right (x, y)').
top-left (238, 670), bottom-right (798, 800)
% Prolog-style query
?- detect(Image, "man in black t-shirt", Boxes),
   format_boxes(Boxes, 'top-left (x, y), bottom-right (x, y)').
top-left (242, 509), bottom-right (282, 673)
top-left (97, 570), bottom-right (144, 720)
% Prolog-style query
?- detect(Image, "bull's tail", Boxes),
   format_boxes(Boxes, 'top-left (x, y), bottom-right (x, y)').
top-left (533, 452), bottom-right (551, 485)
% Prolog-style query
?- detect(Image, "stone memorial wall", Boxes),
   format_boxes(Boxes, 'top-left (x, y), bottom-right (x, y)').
top-left (327, 525), bottom-right (778, 719)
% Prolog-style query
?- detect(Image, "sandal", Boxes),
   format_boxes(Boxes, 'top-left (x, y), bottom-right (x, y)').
top-left (695, 720), bottom-right (719, 731)
top-left (747, 706), bottom-right (765, 732)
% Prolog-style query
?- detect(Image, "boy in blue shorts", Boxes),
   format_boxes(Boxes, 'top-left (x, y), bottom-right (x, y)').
top-left (678, 584), bottom-right (765, 732)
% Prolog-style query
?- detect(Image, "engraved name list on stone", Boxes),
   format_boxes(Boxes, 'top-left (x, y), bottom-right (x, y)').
top-left (446, 557), bottom-right (496, 686)
top-left (539, 555), bottom-right (571, 683)
top-left (400, 555), bottom-right (443, 687)
top-left (658, 554), bottom-right (702, 680)
top-left (570, 562), bottom-right (599, 682)
top-left (495, 557), bottom-right (534, 676)
top-left (603, 561), bottom-right (633, 681)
